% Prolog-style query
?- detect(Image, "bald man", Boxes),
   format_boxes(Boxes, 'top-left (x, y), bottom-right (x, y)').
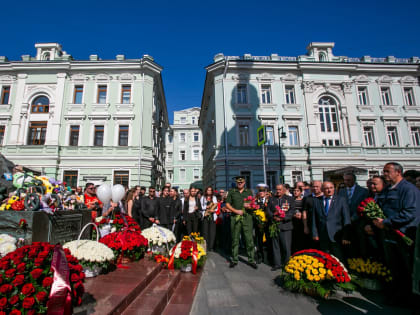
top-left (312, 181), bottom-right (351, 262)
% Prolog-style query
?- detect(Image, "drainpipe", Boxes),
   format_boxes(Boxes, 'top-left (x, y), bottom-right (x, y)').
top-left (138, 72), bottom-right (145, 185)
top-left (222, 58), bottom-right (229, 190)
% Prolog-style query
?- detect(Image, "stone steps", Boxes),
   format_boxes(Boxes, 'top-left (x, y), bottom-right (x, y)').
top-left (122, 269), bottom-right (181, 315)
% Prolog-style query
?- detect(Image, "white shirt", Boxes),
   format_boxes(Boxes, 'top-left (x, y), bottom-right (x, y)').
top-left (188, 198), bottom-right (196, 214)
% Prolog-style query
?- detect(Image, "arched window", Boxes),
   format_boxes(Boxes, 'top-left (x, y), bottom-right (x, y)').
top-left (319, 53), bottom-right (326, 61)
top-left (42, 52), bottom-right (50, 61)
top-left (318, 96), bottom-right (340, 146)
top-left (31, 96), bottom-right (49, 113)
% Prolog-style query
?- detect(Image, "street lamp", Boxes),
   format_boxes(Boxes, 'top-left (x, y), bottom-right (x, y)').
top-left (278, 126), bottom-right (287, 184)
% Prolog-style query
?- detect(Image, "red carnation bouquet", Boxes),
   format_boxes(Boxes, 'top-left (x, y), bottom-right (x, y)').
top-left (93, 214), bottom-right (140, 239)
top-left (99, 228), bottom-right (148, 262)
top-left (243, 196), bottom-right (259, 212)
top-left (269, 205), bottom-right (287, 238)
top-left (0, 242), bottom-right (85, 314)
top-left (357, 197), bottom-right (413, 246)
top-left (167, 240), bottom-right (206, 274)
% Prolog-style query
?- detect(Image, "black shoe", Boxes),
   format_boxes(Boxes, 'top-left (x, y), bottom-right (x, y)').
top-left (249, 262), bottom-right (258, 269)
top-left (229, 261), bottom-right (238, 268)
top-left (271, 265), bottom-right (281, 271)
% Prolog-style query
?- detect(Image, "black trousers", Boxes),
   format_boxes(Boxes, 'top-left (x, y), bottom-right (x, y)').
top-left (202, 217), bottom-right (216, 250)
top-left (272, 230), bottom-right (292, 267)
top-left (253, 223), bottom-right (264, 261)
top-left (186, 213), bottom-right (200, 235)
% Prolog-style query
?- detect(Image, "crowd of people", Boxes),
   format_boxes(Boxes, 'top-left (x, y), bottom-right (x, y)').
top-left (82, 161), bottom-right (420, 305)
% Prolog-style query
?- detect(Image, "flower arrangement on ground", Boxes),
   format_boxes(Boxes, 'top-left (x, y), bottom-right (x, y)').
top-left (186, 232), bottom-right (204, 244)
top-left (0, 242), bottom-right (85, 314)
top-left (154, 255), bottom-right (169, 267)
top-left (168, 240), bottom-right (206, 274)
top-left (142, 225), bottom-right (176, 254)
top-left (357, 198), bottom-right (413, 246)
top-left (99, 228), bottom-right (148, 262)
top-left (93, 214), bottom-right (140, 239)
top-left (269, 205), bottom-right (287, 237)
top-left (63, 240), bottom-right (115, 277)
top-left (347, 258), bottom-right (392, 288)
top-left (280, 249), bottom-right (354, 299)
top-left (0, 234), bottom-right (17, 257)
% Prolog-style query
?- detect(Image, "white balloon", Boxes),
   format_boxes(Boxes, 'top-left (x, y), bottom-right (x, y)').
top-left (96, 184), bottom-right (112, 204)
top-left (112, 184), bottom-right (126, 203)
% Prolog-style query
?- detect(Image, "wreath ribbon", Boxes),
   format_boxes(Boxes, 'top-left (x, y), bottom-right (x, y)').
top-left (192, 242), bottom-right (198, 274)
top-left (168, 242), bottom-right (179, 270)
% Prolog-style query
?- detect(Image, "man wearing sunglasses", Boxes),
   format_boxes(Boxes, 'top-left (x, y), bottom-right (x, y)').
top-left (84, 182), bottom-right (103, 220)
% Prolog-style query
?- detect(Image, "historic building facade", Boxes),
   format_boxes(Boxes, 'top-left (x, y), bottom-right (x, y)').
top-left (0, 43), bottom-right (168, 188)
top-left (165, 107), bottom-right (203, 190)
top-left (200, 42), bottom-right (420, 190)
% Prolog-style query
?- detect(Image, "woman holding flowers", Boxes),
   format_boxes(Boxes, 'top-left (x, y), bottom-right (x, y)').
top-left (292, 186), bottom-right (309, 253)
top-left (200, 186), bottom-right (218, 252)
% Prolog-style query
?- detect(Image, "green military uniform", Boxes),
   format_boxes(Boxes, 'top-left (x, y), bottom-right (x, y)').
top-left (226, 187), bottom-right (255, 264)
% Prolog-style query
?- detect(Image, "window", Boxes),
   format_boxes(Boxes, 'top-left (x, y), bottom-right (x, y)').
top-left (168, 134), bottom-right (173, 143)
top-left (118, 125), bottom-right (129, 146)
top-left (31, 96), bottom-right (49, 113)
top-left (63, 171), bottom-right (78, 189)
top-left (285, 85), bottom-right (295, 104)
top-left (0, 126), bottom-right (4, 145)
top-left (179, 133), bottom-right (186, 142)
top-left (179, 150), bottom-right (186, 160)
top-left (239, 124), bottom-right (249, 146)
top-left (179, 169), bottom-right (186, 181)
top-left (404, 88), bottom-right (415, 106)
top-left (168, 170), bottom-right (173, 180)
top-left (27, 121), bottom-right (47, 145)
top-left (73, 86), bottom-right (83, 104)
top-left (261, 85), bottom-right (272, 104)
top-left (193, 132), bottom-right (199, 142)
top-left (410, 127), bottom-right (420, 146)
top-left (167, 152), bottom-right (173, 161)
top-left (363, 126), bottom-right (375, 147)
top-left (240, 171), bottom-right (251, 188)
top-left (192, 149), bottom-right (200, 160)
top-left (319, 96), bottom-right (340, 146)
top-left (180, 117), bottom-right (186, 124)
top-left (94, 125), bottom-right (104, 146)
top-left (292, 171), bottom-right (302, 185)
top-left (97, 85), bottom-right (107, 104)
top-left (266, 171), bottom-right (276, 190)
top-left (192, 116), bottom-right (196, 124)
top-left (386, 126), bottom-right (399, 147)
top-left (381, 87), bottom-right (392, 105)
top-left (236, 84), bottom-right (247, 104)
top-left (357, 87), bottom-right (369, 105)
top-left (288, 126), bottom-right (299, 146)
top-left (193, 169), bottom-right (200, 180)
top-left (1, 86), bottom-right (10, 104)
top-left (114, 170), bottom-right (129, 188)
top-left (266, 126), bottom-right (274, 145)
top-left (319, 53), bottom-right (326, 61)
top-left (121, 85), bottom-right (131, 104)
top-left (69, 125), bottom-right (80, 146)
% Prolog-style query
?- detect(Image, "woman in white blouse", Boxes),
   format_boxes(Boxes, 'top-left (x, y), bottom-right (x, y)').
top-left (200, 186), bottom-right (218, 251)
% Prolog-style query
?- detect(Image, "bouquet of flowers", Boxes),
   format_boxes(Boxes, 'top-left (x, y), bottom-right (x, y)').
top-left (142, 225), bottom-right (176, 254)
top-left (280, 249), bottom-right (354, 299)
top-left (63, 240), bottom-right (115, 277)
top-left (269, 205), bottom-right (286, 237)
top-left (93, 214), bottom-right (140, 239)
top-left (0, 242), bottom-right (85, 314)
top-left (0, 234), bottom-right (17, 258)
top-left (357, 198), bottom-right (413, 246)
top-left (153, 255), bottom-right (169, 267)
top-left (253, 209), bottom-right (267, 230)
top-left (347, 258), bottom-right (392, 286)
top-left (168, 240), bottom-right (206, 273)
top-left (99, 228), bottom-right (148, 262)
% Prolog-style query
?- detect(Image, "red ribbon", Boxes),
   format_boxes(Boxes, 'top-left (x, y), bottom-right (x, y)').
top-left (47, 245), bottom-right (72, 315)
top-left (191, 242), bottom-right (198, 274)
top-left (168, 243), bottom-right (179, 270)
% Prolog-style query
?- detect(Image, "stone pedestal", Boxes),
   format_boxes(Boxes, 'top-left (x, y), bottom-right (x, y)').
top-left (0, 210), bottom-right (92, 244)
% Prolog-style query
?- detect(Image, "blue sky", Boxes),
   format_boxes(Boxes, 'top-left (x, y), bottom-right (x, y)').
top-left (1, 0), bottom-right (420, 123)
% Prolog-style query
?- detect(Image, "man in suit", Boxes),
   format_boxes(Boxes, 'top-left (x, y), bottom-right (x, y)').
top-left (312, 181), bottom-right (351, 262)
top-left (267, 184), bottom-right (295, 271)
top-left (338, 173), bottom-right (368, 257)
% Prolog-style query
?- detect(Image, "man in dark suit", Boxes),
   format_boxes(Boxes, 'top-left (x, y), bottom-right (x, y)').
top-left (338, 173), bottom-right (368, 257)
top-left (312, 181), bottom-right (351, 262)
top-left (267, 184), bottom-right (295, 271)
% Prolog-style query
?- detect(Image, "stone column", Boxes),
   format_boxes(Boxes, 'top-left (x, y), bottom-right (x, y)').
top-left (45, 73), bottom-right (66, 145)
top-left (9, 74), bottom-right (28, 145)
top-left (342, 82), bottom-right (361, 146)
top-left (302, 81), bottom-right (321, 146)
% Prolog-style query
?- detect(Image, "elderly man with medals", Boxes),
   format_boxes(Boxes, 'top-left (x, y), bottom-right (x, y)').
top-left (226, 176), bottom-right (257, 269)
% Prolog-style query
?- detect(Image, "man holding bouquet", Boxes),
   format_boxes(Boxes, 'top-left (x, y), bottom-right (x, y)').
top-left (267, 184), bottom-right (295, 271)
top-left (226, 176), bottom-right (257, 269)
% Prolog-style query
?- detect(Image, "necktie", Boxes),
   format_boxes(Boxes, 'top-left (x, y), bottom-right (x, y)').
top-left (324, 197), bottom-right (330, 215)
top-left (347, 188), bottom-right (353, 200)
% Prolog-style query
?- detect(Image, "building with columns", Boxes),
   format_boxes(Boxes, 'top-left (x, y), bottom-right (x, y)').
top-left (165, 107), bottom-right (203, 190)
top-left (0, 43), bottom-right (168, 188)
top-left (199, 42), bottom-right (420, 190)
